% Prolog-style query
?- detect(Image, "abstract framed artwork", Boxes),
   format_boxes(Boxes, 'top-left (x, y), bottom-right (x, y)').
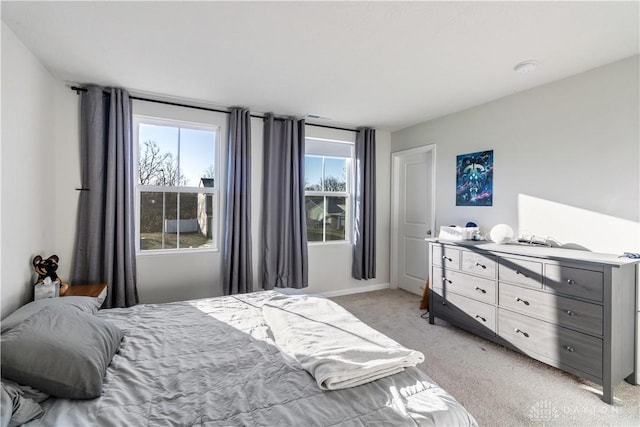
top-left (456, 150), bottom-right (493, 206)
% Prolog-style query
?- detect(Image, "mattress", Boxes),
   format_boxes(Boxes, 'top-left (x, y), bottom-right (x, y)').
top-left (26, 291), bottom-right (477, 426)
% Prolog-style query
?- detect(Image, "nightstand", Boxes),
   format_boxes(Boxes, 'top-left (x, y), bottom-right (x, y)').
top-left (61, 283), bottom-right (107, 301)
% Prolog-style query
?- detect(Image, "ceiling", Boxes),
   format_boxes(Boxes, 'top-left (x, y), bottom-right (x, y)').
top-left (2, 1), bottom-right (638, 132)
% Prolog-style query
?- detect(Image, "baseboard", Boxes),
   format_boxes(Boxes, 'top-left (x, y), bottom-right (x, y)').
top-left (320, 283), bottom-right (390, 298)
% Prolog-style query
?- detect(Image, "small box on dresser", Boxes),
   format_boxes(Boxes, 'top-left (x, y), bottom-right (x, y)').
top-left (427, 239), bottom-right (639, 404)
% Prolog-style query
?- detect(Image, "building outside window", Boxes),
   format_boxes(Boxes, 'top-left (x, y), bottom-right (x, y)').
top-left (134, 116), bottom-right (219, 253)
top-left (304, 138), bottom-right (354, 243)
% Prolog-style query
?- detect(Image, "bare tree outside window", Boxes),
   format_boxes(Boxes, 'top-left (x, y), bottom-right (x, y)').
top-left (202, 165), bottom-right (215, 179)
top-left (159, 153), bottom-right (188, 186)
top-left (138, 140), bottom-right (188, 186)
top-left (323, 175), bottom-right (346, 192)
top-left (138, 141), bottom-right (167, 185)
top-left (305, 176), bottom-right (346, 191)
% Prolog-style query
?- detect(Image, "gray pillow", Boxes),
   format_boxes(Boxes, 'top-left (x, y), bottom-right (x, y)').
top-left (1, 296), bottom-right (103, 333)
top-left (1, 306), bottom-right (123, 399)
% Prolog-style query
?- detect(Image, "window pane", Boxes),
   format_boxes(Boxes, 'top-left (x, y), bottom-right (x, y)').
top-left (137, 117), bottom-right (219, 253)
top-left (323, 157), bottom-right (347, 192)
top-left (305, 196), bottom-right (324, 242)
top-left (305, 196), bottom-right (347, 242)
top-left (197, 193), bottom-right (215, 249)
top-left (140, 191), bottom-right (215, 251)
top-left (138, 124), bottom-right (179, 186)
top-left (325, 196), bottom-right (347, 241)
top-left (174, 193), bottom-right (214, 249)
top-left (162, 193), bottom-right (179, 249)
top-left (306, 139), bottom-right (352, 158)
top-left (179, 128), bottom-right (215, 187)
top-left (305, 156), bottom-right (323, 191)
top-left (139, 191), bottom-right (177, 250)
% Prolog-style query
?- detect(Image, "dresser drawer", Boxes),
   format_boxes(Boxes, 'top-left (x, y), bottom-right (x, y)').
top-left (499, 283), bottom-right (603, 336)
top-left (432, 245), bottom-right (460, 270)
top-left (433, 267), bottom-right (496, 304)
top-left (544, 263), bottom-right (603, 303)
top-left (498, 257), bottom-right (543, 289)
top-left (462, 250), bottom-right (497, 278)
top-left (432, 291), bottom-right (496, 334)
top-left (499, 309), bottom-right (602, 379)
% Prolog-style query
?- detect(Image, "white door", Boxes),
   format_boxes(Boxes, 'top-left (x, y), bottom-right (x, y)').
top-left (391, 146), bottom-right (435, 295)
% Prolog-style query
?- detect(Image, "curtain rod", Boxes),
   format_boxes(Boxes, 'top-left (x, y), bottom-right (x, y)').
top-left (69, 86), bottom-right (359, 133)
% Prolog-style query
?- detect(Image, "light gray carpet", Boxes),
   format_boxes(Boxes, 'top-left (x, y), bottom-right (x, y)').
top-left (331, 289), bottom-right (640, 426)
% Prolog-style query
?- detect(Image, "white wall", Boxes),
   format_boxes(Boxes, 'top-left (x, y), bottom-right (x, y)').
top-left (392, 56), bottom-right (640, 255)
top-left (52, 81), bottom-right (81, 277)
top-left (1, 23), bottom-right (58, 317)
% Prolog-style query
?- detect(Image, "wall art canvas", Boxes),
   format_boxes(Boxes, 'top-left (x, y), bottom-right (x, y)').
top-left (456, 150), bottom-right (493, 206)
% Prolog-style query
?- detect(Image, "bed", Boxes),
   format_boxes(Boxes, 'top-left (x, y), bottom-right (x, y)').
top-left (1, 291), bottom-right (477, 426)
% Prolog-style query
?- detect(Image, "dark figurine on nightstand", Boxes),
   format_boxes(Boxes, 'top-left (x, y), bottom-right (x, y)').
top-left (32, 254), bottom-right (69, 299)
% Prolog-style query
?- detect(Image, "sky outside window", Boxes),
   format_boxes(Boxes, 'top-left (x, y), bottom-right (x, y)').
top-left (139, 123), bottom-right (215, 187)
top-left (305, 156), bottom-right (323, 190)
top-left (324, 157), bottom-right (347, 191)
top-left (179, 128), bottom-right (215, 186)
top-left (305, 155), bottom-right (348, 191)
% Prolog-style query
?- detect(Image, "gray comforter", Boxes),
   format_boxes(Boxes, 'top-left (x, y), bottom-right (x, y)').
top-left (27, 291), bottom-right (477, 426)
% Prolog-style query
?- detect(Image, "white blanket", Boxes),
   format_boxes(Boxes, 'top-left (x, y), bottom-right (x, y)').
top-left (263, 294), bottom-right (425, 390)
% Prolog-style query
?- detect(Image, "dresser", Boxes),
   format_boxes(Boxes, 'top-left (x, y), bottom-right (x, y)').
top-left (427, 239), bottom-right (638, 404)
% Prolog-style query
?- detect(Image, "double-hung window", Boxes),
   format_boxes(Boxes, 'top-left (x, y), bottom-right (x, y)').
top-left (304, 138), bottom-right (354, 243)
top-left (134, 116), bottom-right (219, 253)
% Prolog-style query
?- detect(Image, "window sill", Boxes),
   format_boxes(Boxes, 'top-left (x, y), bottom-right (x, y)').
top-left (307, 241), bottom-right (352, 247)
top-left (137, 247), bottom-right (219, 257)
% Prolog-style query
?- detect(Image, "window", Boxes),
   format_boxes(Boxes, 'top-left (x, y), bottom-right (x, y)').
top-left (134, 116), bottom-right (219, 253)
top-left (304, 138), bottom-right (353, 243)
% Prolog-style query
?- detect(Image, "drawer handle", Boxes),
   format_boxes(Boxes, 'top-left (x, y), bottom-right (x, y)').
top-left (474, 286), bottom-right (486, 294)
top-left (515, 270), bottom-right (527, 277)
top-left (475, 314), bottom-right (486, 322)
top-left (442, 277), bottom-right (452, 284)
top-left (475, 262), bottom-right (487, 269)
top-left (563, 345), bottom-right (575, 353)
top-left (515, 297), bottom-right (530, 306)
top-left (514, 328), bottom-right (530, 338)
top-left (565, 310), bottom-right (575, 316)
top-left (566, 279), bottom-right (576, 285)
top-left (441, 301), bottom-right (447, 306)
top-left (442, 256), bottom-right (453, 262)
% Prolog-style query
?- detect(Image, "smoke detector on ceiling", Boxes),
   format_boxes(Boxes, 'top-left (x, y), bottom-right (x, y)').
top-left (514, 60), bottom-right (538, 74)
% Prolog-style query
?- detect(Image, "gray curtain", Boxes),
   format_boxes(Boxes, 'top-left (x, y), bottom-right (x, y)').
top-left (223, 108), bottom-right (253, 295)
top-left (262, 114), bottom-right (308, 289)
top-left (71, 86), bottom-right (138, 308)
top-left (352, 128), bottom-right (376, 280)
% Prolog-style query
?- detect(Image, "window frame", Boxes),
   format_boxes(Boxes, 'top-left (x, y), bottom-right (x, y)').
top-left (133, 114), bottom-right (221, 255)
top-left (304, 138), bottom-right (355, 245)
